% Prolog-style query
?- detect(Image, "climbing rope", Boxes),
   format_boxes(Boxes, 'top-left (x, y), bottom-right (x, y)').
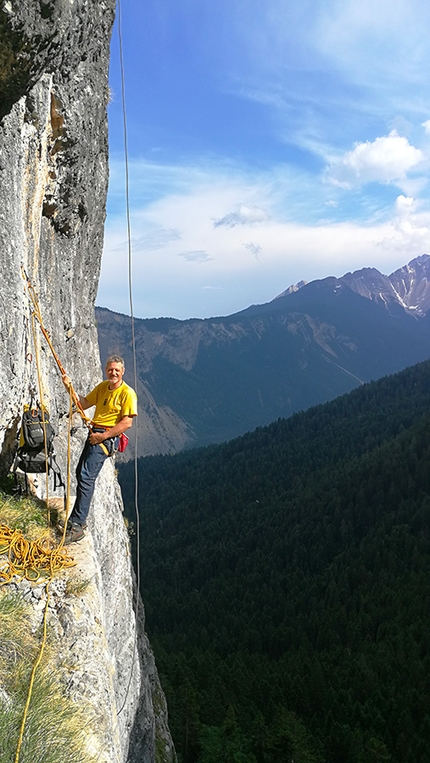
top-left (116, 0), bottom-right (141, 717)
top-left (59, 384), bottom-right (74, 548)
top-left (13, 580), bottom-right (51, 763)
top-left (2, 342), bottom-right (77, 763)
top-left (30, 307), bottom-right (51, 525)
top-left (21, 266), bottom-right (110, 457)
top-left (22, 267), bottom-right (91, 425)
top-left (0, 525), bottom-right (76, 583)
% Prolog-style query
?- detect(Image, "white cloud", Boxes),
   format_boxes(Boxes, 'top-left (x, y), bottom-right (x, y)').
top-left (178, 250), bottom-right (213, 263)
top-left (213, 205), bottom-right (270, 227)
top-left (243, 241), bottom-right (262, 261)
top-left (395, 195), bottom-right (416, 214)
top-left (378, 194), bottom-right (430, 253)
top-left (326, 131), bottom-right (424, 189)
top-left (100, 157), bottom-right (430, 319)
top-left (133, 228), bottom-right (181, 251)
top-left (422, 120), bottom-right (430, 135)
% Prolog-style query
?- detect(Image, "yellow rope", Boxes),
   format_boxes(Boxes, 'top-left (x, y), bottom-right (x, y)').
top-left (6, 310), bottom-right (77, 763)
top-left (116, 0), bottom-right (141, 716)
top-left (21, 268), bottom-right (92, 426)
top-left (58, 387), bottom-right (74, 548)
top-left (14, 580), bottom-right (51, 763)
top-left (0, 525), bottom-right (76, 584)
top-left (30, 310), bottom-right (51, 525)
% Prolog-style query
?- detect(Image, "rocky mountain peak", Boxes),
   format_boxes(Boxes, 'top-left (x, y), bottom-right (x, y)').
top-left (320, 255), bottom-right (430, 317)
top-left (388, 254), bottom-right (430, 315)
top-left (340, 267), bottom-right (399, 311)
top-left (274, 280), bottom-right (307, 299)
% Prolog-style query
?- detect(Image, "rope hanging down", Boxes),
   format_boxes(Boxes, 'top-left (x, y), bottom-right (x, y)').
top-left (21, 267), bottom-right (110, 457)
top-left (13, 580), bottom-right (51, 763)
top-left (5, 323), bottom-right (76, 763)
top-left (21, 267), bottom-right (91, 426)
top-left (30, 304), bottom-right (51, 524)
top-left (116, 0), bottom-right (141, 717)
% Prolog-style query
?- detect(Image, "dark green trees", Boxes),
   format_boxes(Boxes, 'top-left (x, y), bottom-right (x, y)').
top-left (120, 360), bottom-right (430, 763)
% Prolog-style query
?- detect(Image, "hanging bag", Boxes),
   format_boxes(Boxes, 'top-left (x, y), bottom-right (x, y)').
top-left (19, 403), bottom-right (55, 454)
top-left (117, 432), bottom-right (129, 453)
top-left (13, 399), bottom-right (65, 491)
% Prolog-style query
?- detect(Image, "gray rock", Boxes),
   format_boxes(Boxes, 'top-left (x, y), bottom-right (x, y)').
top-left (0, 2), bottom-right (174, 761)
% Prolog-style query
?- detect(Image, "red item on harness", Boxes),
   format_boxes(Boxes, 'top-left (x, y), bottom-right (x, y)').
top-left (117, 433), bottom-right (129, 453)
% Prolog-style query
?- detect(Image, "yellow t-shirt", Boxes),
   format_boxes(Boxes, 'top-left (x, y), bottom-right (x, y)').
top-left (85, 381), bottom-right (138, 429)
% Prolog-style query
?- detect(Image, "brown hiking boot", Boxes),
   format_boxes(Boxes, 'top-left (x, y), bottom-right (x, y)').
top-left (64, 523), bottom-right (85, 544)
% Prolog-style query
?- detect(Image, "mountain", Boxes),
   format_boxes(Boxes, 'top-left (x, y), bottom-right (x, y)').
top-left (340, 253), bottom-right (430, 315)
top-left (96, 255), bottom-right (430, 457)
top-left (119, 359), bottom-right (430, 763)
top-left (276, 253), bottom-right (430, 315)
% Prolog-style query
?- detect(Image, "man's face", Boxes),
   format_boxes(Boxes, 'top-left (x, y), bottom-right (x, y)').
top-left (105, 362), bottom-right (124, 389)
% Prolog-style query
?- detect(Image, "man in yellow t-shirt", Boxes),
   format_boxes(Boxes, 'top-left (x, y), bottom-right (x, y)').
top-left (61, 355), bottom-right (137, 543)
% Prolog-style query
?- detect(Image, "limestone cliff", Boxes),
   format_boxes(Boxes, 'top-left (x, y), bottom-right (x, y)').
top-left (0, 1), bottom-right (174, 761)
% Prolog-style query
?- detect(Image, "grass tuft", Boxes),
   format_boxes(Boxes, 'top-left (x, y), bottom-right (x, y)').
top-left (0, 481), bottom-right (54, 542)
top-left (65, 576), bottom-right (91, 596)
top-left (0, 489), bottom-right (97, 763)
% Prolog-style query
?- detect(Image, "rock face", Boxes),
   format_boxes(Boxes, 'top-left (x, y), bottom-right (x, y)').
top-left (0, 2), bottom-right (173, 761)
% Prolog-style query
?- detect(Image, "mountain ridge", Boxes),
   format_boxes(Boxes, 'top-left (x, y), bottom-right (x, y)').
top-left (246, 253), bottom-right (430, 319)
top-left (96, 254), bottom-right (430, 456)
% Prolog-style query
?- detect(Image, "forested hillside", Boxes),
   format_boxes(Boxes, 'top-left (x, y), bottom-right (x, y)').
top-left (119, 360), bottom-right (430, 763)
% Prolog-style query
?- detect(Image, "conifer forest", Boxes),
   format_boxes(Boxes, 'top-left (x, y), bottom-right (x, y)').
top-left (119, 360), bottom-right (430, 763)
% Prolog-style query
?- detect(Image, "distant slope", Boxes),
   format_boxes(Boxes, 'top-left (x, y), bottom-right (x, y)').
top-left (119, 360), bottom-right (430, 763)
top-left (97, 255), bottom-right (430, 455)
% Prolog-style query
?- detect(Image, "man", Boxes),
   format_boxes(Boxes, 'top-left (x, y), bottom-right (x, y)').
top-left (61, 355), bottom-right (137, 543)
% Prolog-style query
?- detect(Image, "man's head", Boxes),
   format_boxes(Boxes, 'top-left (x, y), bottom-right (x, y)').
top-left (105, 356), bottom-right (125, 389)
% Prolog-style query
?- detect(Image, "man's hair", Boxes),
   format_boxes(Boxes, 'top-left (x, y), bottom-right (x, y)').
top-left (105, 355), bottom-right (125, 369)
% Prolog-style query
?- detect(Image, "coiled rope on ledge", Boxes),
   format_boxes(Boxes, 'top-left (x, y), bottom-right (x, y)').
top-left (2, 391), bottom-right (76, 763)
top-left (0, 525), bottom-right (76, 584)
top-left (0, 339), bottom-right (76, 586)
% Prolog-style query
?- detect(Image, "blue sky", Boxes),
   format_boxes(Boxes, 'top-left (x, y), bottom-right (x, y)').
top-left (98, 0), bottom-right (430, 319)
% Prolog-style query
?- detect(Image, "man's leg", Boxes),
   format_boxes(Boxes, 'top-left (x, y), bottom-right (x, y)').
top-left (69, 438), bottom-right (109, 527)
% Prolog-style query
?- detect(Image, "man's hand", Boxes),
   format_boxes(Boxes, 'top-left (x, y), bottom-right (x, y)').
top-left (89, 430), bottom-right (106, 445)
top-left (62, 374), bottom-right (91, 411)
top-left (88, 416), bottom-right (134, 446)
